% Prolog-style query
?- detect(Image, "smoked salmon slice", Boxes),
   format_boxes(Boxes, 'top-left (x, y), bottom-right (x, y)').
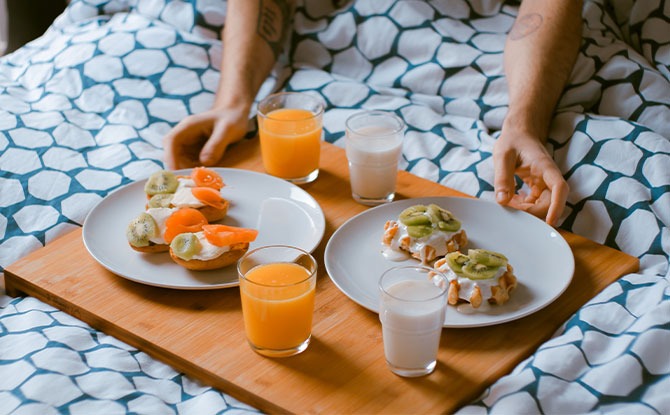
top-left (191, 187), bottom-right (227, 210)
top-left (164, 208), bottom-right (208, 243)
top-left (191, 167), bottom-right (224, 190)
top-left (202, 224), bottom-right (258, 247)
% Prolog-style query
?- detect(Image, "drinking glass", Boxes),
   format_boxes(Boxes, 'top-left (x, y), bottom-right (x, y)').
top-left (238, 245), bottom-right (317, 357)
top-left (379, 265), bottom-right (448, 377)
top-left (345, 110), bottom-right (404, 205)
top-left (257, 92), bottom-right (325, 184)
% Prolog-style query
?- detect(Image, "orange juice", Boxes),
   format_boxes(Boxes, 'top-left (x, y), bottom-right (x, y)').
top-left (258, 108), bottom-right (322, 181)
top-left (240, 262), bottom-right (316, 351)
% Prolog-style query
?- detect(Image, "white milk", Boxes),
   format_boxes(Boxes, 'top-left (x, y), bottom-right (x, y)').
top-left (345, 111), bottom-right (404, 205)
top-left (346, 126), bottom-right (402, 200)
top-left (380, 280), bottom-right (446, 373)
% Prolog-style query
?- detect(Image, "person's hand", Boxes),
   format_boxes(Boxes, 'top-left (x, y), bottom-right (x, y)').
top-left (163, 106), bottom-right (250, 170)
top-left (492, 128), bottom-right (568, 227)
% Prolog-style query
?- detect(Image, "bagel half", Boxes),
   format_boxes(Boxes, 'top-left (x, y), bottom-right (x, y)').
top-left (129, 242), bottom-right (169, 253)
top-left (197, 199), bottom-right (229, 222)
top-left (169, 242), bottom-right (249, 271)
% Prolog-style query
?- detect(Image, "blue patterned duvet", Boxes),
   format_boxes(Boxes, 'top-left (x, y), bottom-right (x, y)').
top-left (1, 0), bottom-right (668, 413)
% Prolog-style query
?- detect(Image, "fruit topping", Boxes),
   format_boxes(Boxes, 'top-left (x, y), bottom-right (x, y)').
top-left (428, 204), bottom-right (461, 232)
top-left (399, 203), bottom-right (461, 237)
top-left (407, 225), bottom-right (433, 238)
top-left (170, 233), bottom-right (201, 260)
top-left (144, 170), bottom-right (179, 195)
top-left (126, 212), bottom-right (158, 247)
top-left (462, 261), bottom-right (498, 280)
top-left (147, 193), bottom-right (174, 208)
top-left (468, 249), bottom-right (508, 268)
top-left (445, 251), bottom-right (469, 273)
top-left (444, 249), bottom-right (509, 280)
top-left (399, 205), bottom-right (431, 226)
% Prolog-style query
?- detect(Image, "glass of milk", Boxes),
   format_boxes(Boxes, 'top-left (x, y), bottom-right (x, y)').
top-left (345, 110), bottom-right (404, 206)
top-left (378, 265), bottom-right (448, 377)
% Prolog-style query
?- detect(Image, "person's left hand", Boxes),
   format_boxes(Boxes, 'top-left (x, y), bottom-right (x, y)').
top-left (492, 128), bottom-right (569, 227)
top-left (163, 106), bottom-right (249, 170)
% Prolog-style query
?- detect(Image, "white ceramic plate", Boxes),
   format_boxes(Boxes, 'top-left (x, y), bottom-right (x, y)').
top-left (83, 168), bottom-right (325, 290)
top-left (324, 196), bottom-right (574, 328)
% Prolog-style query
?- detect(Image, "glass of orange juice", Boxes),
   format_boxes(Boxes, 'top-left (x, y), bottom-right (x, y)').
top-left (237, 245), bottom-right (318, 357)
top-left (257, 92), bottom-right (325, 184)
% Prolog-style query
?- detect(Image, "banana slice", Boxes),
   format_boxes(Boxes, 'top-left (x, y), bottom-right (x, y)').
top-left (145, 170), bottom-right (179, 195)
top-left (126, 212), bottom-right (158, 247)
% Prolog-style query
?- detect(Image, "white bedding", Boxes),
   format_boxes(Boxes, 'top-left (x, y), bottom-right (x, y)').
top-left (0, 0), bottom-right (668, 413)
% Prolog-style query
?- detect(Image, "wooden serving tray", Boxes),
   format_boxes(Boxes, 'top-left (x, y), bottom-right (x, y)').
top-left (5, 140), bottom-right (639, 414)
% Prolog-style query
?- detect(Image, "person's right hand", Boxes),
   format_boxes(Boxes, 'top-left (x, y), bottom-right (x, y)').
top-left (163, 106), bottom-right (250, 170)
top-left (493, 126), bottom-right (569, 227)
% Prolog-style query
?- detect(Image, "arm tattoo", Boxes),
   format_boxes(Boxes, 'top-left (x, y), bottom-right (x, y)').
top-left (509, 13), bottom-right (543, 40)
top-left (257, 0), bottom-right (292, 58)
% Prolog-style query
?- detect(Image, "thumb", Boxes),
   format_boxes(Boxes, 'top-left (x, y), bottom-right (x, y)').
top-left (493, 149), bottom-right (516, 206)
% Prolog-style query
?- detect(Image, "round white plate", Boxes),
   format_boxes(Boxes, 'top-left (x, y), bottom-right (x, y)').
top-left (83, 168), bottom-right (325, 290)
top-left (324, 196), bottom-right (574, 328)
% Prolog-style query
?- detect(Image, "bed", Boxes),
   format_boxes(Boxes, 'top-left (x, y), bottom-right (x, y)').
top-left (1, 0), bottom-right (668, 413)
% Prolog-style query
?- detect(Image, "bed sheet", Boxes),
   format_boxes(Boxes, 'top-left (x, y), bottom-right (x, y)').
top-left (1, 0), bottom-right (668, 414)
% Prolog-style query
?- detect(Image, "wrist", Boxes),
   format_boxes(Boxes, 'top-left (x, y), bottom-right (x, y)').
top-left (211, 96), bottom-right (253, 120)
top-left (502, 108), bottom-right (551, 141)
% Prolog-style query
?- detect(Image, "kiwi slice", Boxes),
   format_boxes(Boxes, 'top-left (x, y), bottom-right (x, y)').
top-left (126, 212), bottom-right (158, 247)
top-left (170, 233), bottom-right (201, 260)
top-left (399, 205), bottom-right (431, 226)
top-left (407, 224), bottom-right (433, 238)
top-left (147, 193), bottom-right (174, 208)
top-left (468, 249), bottom-right (508, 268)
top-left (445, 252), bottom-right (469, 273)
top-left (462, 261), bottom-right (498, 280)
top-left (144, 170), bottom-right (178, 195)
top-left (427, 204), bottom-right (461, 232)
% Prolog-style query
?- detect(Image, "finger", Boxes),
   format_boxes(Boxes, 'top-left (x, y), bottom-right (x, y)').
top-left (200, 117), bottom-right (249, 166)
top-left (544, 169), bottom-right (569, 227)
top-left (524, 190), bottom-right (551, 220)
top-left (505, 194), bottom-right (535, 210)
top-left (162, 124), bottom-right (182, 170)
top-left (163, 116), bottom-right (210, 169)
top-left (507, 192), bottom-right (550, 220)
top-left (199, 121), bottom-right (234, 166)
top-left (493, 148), bottom-right (517, 206)
top-left (524, 184), bottom-right (544, 204)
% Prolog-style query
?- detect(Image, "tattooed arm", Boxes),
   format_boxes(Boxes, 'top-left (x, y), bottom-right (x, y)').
top-left (164, 0), bottom-right (295, 169)
top-left (493, 0), bottom-right (583, 226)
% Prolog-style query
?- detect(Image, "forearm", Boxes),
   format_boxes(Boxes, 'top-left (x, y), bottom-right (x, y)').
top-left (214, 0), bottom-right (295, 112)
top-left (503, 0), bottom-right (583, 138)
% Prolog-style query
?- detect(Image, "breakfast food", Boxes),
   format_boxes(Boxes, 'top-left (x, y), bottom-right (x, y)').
top-left (127, 168), bottom-right (260, 271)
top-left (169, 224), bottom-right (258, 270)
top-left (144, 167), bottom-right (229, 222)
top-left (126, 207), bottom-right (207, 253)
top-left (433, 249), bottom-right (517, 308)
top-left (382, 204), bottom-right (467, 263)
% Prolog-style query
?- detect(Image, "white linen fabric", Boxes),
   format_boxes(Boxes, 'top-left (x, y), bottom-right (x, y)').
top-left (0, 0), bottom-right (668, 413)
